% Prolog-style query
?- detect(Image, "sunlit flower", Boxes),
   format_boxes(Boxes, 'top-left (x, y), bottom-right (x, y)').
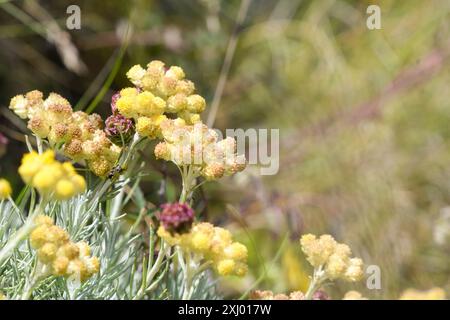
top-left (0, 178), bottom-right (12, 200)
top-left (30, 215), bottom-right (99, 281)
top-left (18, 150), bottom-right (86, 200)
top-left (158, 222), bottom-right (248, 277)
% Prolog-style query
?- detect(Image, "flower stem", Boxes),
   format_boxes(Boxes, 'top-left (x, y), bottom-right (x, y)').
top-left (304, 266), bottom-right (325, 300)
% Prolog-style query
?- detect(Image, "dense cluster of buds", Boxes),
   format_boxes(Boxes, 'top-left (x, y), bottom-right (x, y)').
top-left (158, 202), bottom-right (195, 234)
top-left (300, 234), bottom-right (364, 282)
top-left (158, 222), bottom-right (248, 277)
top-left (18, 150), bottom-right (85, 200)
top-left (0, 178), bottom-right (12, 200)
top-left (30, 215), bottom-right (100, 281)
top-left (125, 60), bottom-right (206, 124)
top-left (155, 120), bottom-right (246, 180)
top-left (105, 93), bottom-right (135, 145)
top-left (9, 91), bottom-right (121, 177)
top-left (115, 61), bottom-right (246, 181)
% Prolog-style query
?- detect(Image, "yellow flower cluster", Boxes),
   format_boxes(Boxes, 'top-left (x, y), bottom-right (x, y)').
top-left (125, 60), bottom-right (206, 124)
top-left (250, 290), bottom-right (305, 300)
top-left (115, 61), bottom-right (206, 139)
top-left (158, 222), bottom-right (248, 277)
top-left (300, 234), bottom-right (364, 282)
top-left (18, 150), bottom-right (86, 200)
top-left (399, 287), bottom-right (446, 300)
top-left (9, 91), bottom-right (121, 177)
top-left (0, 178), bottom-right (12, 200)
top-left (30, 215), bottom-right (100, 281)
top-left (155, 119), bottom-right (246, 180)
top-left (115, 87), bottom-right (168, 139)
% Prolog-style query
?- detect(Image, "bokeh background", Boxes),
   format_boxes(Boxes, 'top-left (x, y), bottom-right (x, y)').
top-left (0, 0), bottom-right (449, 299)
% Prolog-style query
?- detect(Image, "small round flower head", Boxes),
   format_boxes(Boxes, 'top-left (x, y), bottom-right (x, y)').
top-left (27, 114), bottom-right (51, 138)
top-left (10, 90), bottom-right (121, 177)
top-left (126, 65), bottom-right (147, 88)
top-left (158, 202), bottom-right (195, 234)
top-left (45, 93), bottom-right (72, 124)
top-left (201, 162), bottom-right (225, 180)
top-left (105, 113), bottom-right (135, 145)
top-left (300, 234), bottom-right (337, 267)
top-left (9, 91), bottom-right (44, 119)
top-left (29, 215), bottom-right (99, 281)
top-left (186, 95), bottom-right (206, 113)
top-left (88, 157), bottom-right (113, 178)
top-left (343, 290), bottom-right (367, 300)
top-left (154, 142), bottom-right (172, 161)
top-left (63, 139), bottom-right (84, 161)
top-left (136, 115), bottom-right (167, 139)
top-left (0, 178), bottom-right (12, 200)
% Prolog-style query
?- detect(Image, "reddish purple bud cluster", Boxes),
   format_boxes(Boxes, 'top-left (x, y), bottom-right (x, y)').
top-left (312, 290), bottom-right (330, 300)
top-left (105, 92), bottom-right (134, 144)
top-left (158, 202), bottom-right (195, 234)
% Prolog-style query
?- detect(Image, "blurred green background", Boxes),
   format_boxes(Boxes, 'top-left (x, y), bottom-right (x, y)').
top-left (0, 0), bottom-right (449, 299)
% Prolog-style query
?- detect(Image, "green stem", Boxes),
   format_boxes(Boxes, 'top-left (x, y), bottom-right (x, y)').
top-left (304, 265), bottom-right (326, 300)
top-left (0, 198), bottom-right (46, 266)
top-left (20, 262), bottom-right (48, 300)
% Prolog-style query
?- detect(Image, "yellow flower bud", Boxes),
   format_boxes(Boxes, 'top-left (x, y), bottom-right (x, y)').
top-left (126, 64), bottom-right (146, 87)
top-left (216, 259), bottom-right (236, 276)
top-left (55, 179), bottom-right (76, 200)
top-left (52, 256), bottom-right (70, 275)
top-left (38, 243), bottom-right (57, 263)
top-left (186, 95), bottom-right (206, 113)
top-left (0, 178), bottom-right (12, 200)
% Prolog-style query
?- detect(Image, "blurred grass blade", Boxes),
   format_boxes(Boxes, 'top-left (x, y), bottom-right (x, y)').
top-left (84, 27), bottom-right (130, 114)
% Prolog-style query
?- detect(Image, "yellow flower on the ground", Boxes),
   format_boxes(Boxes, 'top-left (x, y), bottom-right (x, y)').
top-left (0, 178), bottom-right (12, 200)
